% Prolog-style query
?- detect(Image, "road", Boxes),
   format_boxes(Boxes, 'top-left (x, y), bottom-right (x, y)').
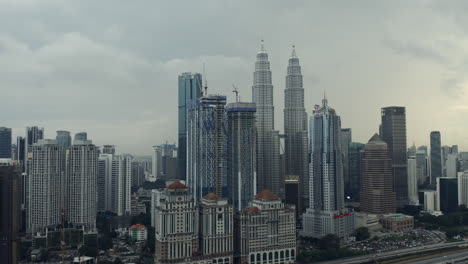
top-left (319, 241), bottom-right (468, 264)
top-left (413, 249), bottom-right (468, 264)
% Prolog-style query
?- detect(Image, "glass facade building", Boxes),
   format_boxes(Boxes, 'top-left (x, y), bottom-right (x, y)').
top-left (0, 127), bottom-right (12, 158)
top-left (430, 131), bottom-right (442, 185)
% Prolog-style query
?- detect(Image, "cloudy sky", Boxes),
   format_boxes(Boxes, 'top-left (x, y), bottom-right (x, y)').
top-left (2, 0), bottom-right (468, 155)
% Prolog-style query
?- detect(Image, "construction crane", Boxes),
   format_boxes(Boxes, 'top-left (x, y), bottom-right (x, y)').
top-left (232, 84), bottom-right (239, 102)
top-left (203, 63), bottom-right (208, 96)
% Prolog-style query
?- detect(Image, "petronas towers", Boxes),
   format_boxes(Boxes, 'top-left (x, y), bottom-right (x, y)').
top-left (252, 41), bottom-right (308, 203)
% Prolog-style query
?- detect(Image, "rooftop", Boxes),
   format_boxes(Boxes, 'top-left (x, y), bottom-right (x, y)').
top-left (167, 181), bottom-right (187, 190)
top-left (204, 193), bottom-right (219, 201)
top-left (382, 213), bottom-right (413, 219)
top-left (255, 189), bottom-right (280, 201)
top-left (129, 224), bottom-right (147, 230)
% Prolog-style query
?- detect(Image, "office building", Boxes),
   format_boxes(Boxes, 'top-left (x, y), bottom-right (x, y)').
top-left (302, 97), bottom-right (354, 240)
top-left (16, 137), bottom-right (25, 165)
top-left (381, 107), bottom-right (408, 207)
top-left (430, 131), bottom-right (442, 185)
top-left (407, 156), bottom-right (418, 205)
top-left (437, 177), bottom-right (458, 214)
top-left (226, 102), bottom-right (256, 210)
top-left (97, 153), bottom-right (113, 212)
top-left (30, 140), bottom-right (61, 235)
top-left (252, 40), bottom-right (282, 196)
top-left (24, 126), bottom-right (44, 171)
top-left (187, 95), bottom-right (227, 201)
top-left (0, 127), bottom-right (12, 158)
top-left (152, 144), bottom-right (177, 181)
top-left (284, 46), bottom-right (308, 209)
top-left (419, 190), bottom-right (438, 212)
top-left (0, 159), bottom-right (21, 264)
top-left (73, 132), bottom-right (87, 142)
top-left (446, 154), bottom-right (458, 178)
top-left (348, 142), bottom-right (365, 201)
top-left (458, 171), bottom-right (468, 207)
top-left (235, 190), bottom-right (297, 264)
top-left (341, 128), bottom-right (352, 202)
top-left (360, 134), bottom-right (396, 214)
top-left (285, 175), bottom-right (300, 218)
top-left (67, 140), bottom-right (99, 232)
top-left (416, 149), bottom-right (428, 185)
top-left (178, 72), bottom-right (203, 181)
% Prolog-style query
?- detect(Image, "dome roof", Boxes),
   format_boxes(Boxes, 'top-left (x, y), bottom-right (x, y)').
top-left (255, 189), bottom-right (280, 201)
top-left (167, 181), bottom-right (187, 190)
top-left (204, 193), bottom-right (219, 200)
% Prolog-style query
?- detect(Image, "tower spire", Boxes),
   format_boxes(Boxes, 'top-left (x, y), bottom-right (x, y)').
top-left (260, 39), bottom-right (266, 53)
top-left (291, 45), bottom-right (297, 58)
top-left (322, 90), bottom-right (328, 107)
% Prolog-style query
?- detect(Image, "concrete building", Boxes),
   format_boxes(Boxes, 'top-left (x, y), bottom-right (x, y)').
top-left (152, 144), bottom-right (177, 181)
top-left (360, 134), bottom-right (396, 214)
top-left (129, 224), bottom-right (148, 241)
top-left (420, 190), bottom-right (438, 212)
top-left (458, 171), bottom-right (468, 207)
top-left (226, 102), bottom-right (256, 211)
top-left (446, 154), bottom-right (458, 178)
top-left (430, 131), bottom-right (442, 185)
top-left (187, 95), bottom-right (227, 201)
top-left (0, 127), bottom-right (12, 158)
top-left (284, 46), bottom-right (308, 210)
top-left (67, 140), bottom-right (99, 232)
top-left (380, 214), bottom-right (414, 232)
top-left (252, 40), bottom-right (282, 197)
top-left (235, 190), bottom-right (296, 264)
top-left (302, 97), bottom-right (354, 240)
top-left (111, 155), bottom-right (132, 216)
top-left (0, 159), bottom-right (21, 264)
top-left (178, 72), bottom-right (203, 181)
top-left (102, 145), bottom-right (115, 155)
top-left (97, 153), bottom-right (113, 212)
top-left (30, 140), bottom-right (61, 235)
top-left (24, 126), bottom-right (44, 171)
top-left (407, 157), bottom-right (419, 205)
top-left (381, 107), bottom-right (408, 207)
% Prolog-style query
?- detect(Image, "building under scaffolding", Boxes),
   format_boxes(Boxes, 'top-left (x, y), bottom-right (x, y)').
top-left (187, 95), bottom-right (227, 201)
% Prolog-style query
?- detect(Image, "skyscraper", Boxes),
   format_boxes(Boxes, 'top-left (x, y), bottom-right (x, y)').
top-left (284, 46), bottom-right (308, 209)
top-left (437, 177), bottom-right (458, 214)
top-left (152, 144), bottom-right (178, 180)
top-left (430, 131), bottom-right (442, 185)
top-left (73, 132), bottom-right (87, 142)
top-left (407, 156), bottom-right (419, 205)
top-left (67, 140), bottom-right (99, 232)
top-left (0, 159), bottom-right (21, 264)
top-left (347, 142), bottom-right (365, 201)
top-left (30, 139), bottom-right (61, 235)
top-left (226, 102), bottom-right (256, 210)
top-left (111, 155), bottom-right (132, 216)
top-left (252, 40), bottom-right (281, 196)
top-left (187, 95), bottom-right (227, 201)
top-left (178, 72), bottom-right (203, 181)
top-left (98, 153), bottom-right (113, 212)
top-left (24, 126), bottom-right (44, 171)
top-left (102, 145), bottom-right (116, 155)
top-left (302, 97), bottom-right (353, 239)
top-left (341, 129), bottom-right (352, 200)
top-left (360, 134), bottom-right (396, 214)
top-left (381, 106), bottom-right (408, 207)
top-left (56, 130), bottom-right (71, 212)
top-left (0, 127), bottom-right (12, 158)
top-left (16, 137), bottom-right (25, 165)
top-left (416, 148), bottom-right (428, 185)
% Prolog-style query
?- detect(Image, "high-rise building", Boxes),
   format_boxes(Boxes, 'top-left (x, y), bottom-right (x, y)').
top-left (111, 155), bottom-right (132, 216)
top-left (67, 140), bottom-right (99, 232)
top-left (0, 127), bottom-right (12, 158)
top-left (73, 132), bottom-right (87, 142)
top-left (252, 40), bottom-right (281, 196)
top-left (437, 177), bottom-right (458, 214)
top-left (360, 134), bottom-right (396, 214)
top-left (430, 131), bottom-right (442, 185)
top-left (458, 171), bottom-right (468, 207)
top-left (24, 126), bottom-right (44, 171)
top-left (178, 72), bottom-right (203, 181)
top-left (407, 156), bottom-right (419, 205)
top-left (30, 140), bottom-right (61, 235)
top-left (416, 149), bottom-right (428, 185)
top-left (302, 97), bottom-right (354, 240)
top-left (348, 142), bottom-right (365, 201)
top-left (446, 154), bottom-right (458, 178)
top-left (341, 129), bottom-right (352, 200)
top-left (16, 137), bottom-right (25, 165)
top-left (56, 130), bottom-right (71, 211)
top-left (284, 46), bottom-right (308, 209)
top-left (235, 190), bottom-right (297, 264)
top-left (187, 95), bottom-right (227, 201)
top-left (0, 159), bottom-right (21, 264)
top-left (152, 144), bottom-right (178, 180)
top-left (381, 107), bottom-right (408, 207)
top-left (226, 102), bottom-right (256, 211)
top-left (102, 145), bottom-right (115, 155)
top-left (98, 153), bottom-right (113, 212)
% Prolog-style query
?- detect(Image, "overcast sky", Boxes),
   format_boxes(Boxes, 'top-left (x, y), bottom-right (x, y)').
top-left (2, 0), bottom-right (468, 155)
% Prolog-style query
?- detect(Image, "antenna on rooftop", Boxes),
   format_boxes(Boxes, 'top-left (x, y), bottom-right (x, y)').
top-left (232, 84), bottom-right (239, 102)
top-left (203, 63), bottom-right (208, 96)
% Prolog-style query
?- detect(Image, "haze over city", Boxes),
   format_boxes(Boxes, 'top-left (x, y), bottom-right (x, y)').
top-left (3, 0), bottom-right (468, 155)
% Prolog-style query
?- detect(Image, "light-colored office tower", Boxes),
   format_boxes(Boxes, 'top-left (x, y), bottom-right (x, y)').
top-left (226, 102), bottom-right (256, 211)
top-left (98, 153), bottom-right (113, 212)
top-left (302, 97), bottom-right (354, 240)
top-left (24, 126), bottom-right (44, 172)
top-left (284, 46), bottom-right (308, 209)
top-left (458, 172), bottom-right (468, 207)
top-left (29, 139), bottom-right (61, 235)
top-left (199, 193), bottom-right (233, 263)
top-left (235, 190), bottom-right (297, 264)
top-left (154, 181), bottom-right (198, 264)
top-left (416, 149), bottom-right (428, 185)
top-left (252, 41), bottom-right (282, 196)
top-left (381, 107), bottom-right (408, 207)
top-left (187, 95), bottom-right (227, 201)
top-left (360, 134), bottom-right (396, 214)
top-left (152, 144), bottom-right (178, 180)
top-left (67, 140), bottom-right (99, 232)
top-left (446, 154), bottom-right (458, 178)
top-left (111, 155), bottom-right (132, 216)
top-left (407, 157), bottom-right (419, 205)
top-left (422, 190), bottom-right (438, 212)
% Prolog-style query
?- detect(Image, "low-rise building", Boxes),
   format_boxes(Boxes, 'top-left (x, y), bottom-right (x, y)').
top-left (129, 224), bottom-right (147, 241)
top-left (380, 214), bottom-right (414, 232)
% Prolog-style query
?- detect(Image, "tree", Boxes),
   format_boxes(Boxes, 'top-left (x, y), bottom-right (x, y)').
top-left (78, 245), bottom-right (98, 257)
top-left (318, 234), bottom-right (340, 250)
top-left (355, 227), bottom-right (370, 241)
top-left (99, 236), bottom-right (113, 250)
top-left (114, 257), bottom-right (123, 264)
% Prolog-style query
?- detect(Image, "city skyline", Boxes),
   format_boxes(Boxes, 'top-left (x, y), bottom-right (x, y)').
top-left (2, 1), bottom-right (468, 155)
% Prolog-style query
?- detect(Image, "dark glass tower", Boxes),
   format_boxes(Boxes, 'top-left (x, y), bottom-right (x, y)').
top-left (348, 142), bottom-right (365, 201)
top-left (178, 72), bottom-right (203, 181)
top-left (0, 127), bottom-right (12, 158)
top-left (430, 131), bottom-right (442, 185)
top-left (381, 107), bottom-right (408, 207)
